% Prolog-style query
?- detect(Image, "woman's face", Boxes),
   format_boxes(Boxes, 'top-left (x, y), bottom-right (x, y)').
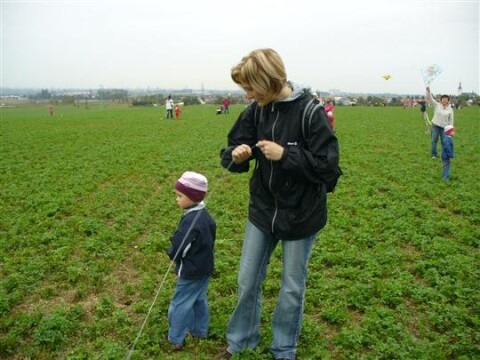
top-left (244, 87), bottom-right (269, 106)
top-left (441, 96), bottom-right (450, 106)
top-left (245, 89), bottom-right (257, 102)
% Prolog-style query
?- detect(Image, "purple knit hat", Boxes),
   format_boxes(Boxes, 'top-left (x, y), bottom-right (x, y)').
top-left (174, 171), bottom-right (208, 202)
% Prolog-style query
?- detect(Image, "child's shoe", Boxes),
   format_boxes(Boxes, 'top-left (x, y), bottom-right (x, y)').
top-left (188, 331), bottom-right (207, 339)
top-left (170, 342), bottom-right (184, 351)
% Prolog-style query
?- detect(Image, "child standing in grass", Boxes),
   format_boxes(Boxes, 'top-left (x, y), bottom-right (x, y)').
top-left (166, 171), bottom-right (216, 351)
top-left (441, 125), bottom-right (455, 181)
top-left (175, 104), bottom-right (181, 120)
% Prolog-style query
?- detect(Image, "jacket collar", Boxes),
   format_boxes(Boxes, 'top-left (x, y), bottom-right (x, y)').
top-left (184, 201), bottom-right (205, 215)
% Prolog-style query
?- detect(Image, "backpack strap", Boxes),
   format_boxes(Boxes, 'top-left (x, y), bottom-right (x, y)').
top-left (301, 97), bottom-right (342, 193)
top-left (302, 97), bottom-right (323, 141)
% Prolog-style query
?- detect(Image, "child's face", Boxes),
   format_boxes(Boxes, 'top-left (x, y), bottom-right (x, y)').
top-left (175, 190), bottom-right (196, 209)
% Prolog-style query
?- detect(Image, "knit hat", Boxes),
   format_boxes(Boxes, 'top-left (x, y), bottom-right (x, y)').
top-left (174, 171), bottom-right (208, 202)
top-left (444, 125), bottom-right (455, 135)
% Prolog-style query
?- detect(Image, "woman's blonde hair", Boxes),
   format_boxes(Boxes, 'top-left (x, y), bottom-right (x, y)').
top-left (231, 48), bottom-right (287, 104)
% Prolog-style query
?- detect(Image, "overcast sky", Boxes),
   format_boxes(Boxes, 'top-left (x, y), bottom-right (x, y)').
top-left (1, 0), bottom-right (479, 95)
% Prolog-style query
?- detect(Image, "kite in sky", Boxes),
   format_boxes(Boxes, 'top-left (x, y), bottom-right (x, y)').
top-left (382, 74), bottom-right (392, 81)
top-left (421, 64), bottom-right (443, 86)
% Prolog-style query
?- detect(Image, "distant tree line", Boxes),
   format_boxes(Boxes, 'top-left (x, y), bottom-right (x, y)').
top-left (29, 88), bottom-right (129, 103)
top-left (352, 94), bottom-right (479, 107)
top-left (29, 89), bottom-right (52, 100)
top-left (27, 88), bottom-right (479, 107)
top-left (455, 93), bottom-right (480, 107)
top-left (132, 95), bottom-right (202, 106)
top-left (97, 89), bottom-right (128, 102)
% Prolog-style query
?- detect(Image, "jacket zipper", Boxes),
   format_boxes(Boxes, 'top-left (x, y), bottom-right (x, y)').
top-left (269, 110), bottom-right (280, 233)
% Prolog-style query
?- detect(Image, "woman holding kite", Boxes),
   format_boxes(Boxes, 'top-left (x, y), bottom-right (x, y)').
top-left (426, 87), bottom-right (454, 159)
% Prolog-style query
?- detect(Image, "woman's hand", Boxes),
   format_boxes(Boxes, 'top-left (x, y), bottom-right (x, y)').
top-left (232, 144), bottom-right (253, 164)
top-left (257, 140), bottom-right (284, 161)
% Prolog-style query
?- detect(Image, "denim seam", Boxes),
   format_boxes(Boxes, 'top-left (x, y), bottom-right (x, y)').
top-left (246, 239), bottom-right (273, 348)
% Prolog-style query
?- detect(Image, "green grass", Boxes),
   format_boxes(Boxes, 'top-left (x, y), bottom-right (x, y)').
top-left (0, 103), bottom-right (479, 359)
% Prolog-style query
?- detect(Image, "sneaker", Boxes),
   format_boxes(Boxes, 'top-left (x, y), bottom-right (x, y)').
top-left (431, 156), bottom-right (436, 159)
top-left (214, 348), bottom-right (233, 359)
top-left (187, 331), bottom-right (207, 339)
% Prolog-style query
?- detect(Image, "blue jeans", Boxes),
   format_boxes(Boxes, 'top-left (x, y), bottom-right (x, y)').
top-left (431, 125), bottom-right (444, 157)
top-left (442, 159), bottom-right (451, 181)
top-left (226, 220), bottom-right (316, 359)
top-left (168, 276), bottom-right (210, 345)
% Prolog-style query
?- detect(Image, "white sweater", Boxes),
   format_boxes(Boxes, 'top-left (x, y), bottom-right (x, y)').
top-left (428, 92), bottom-right (454, 128)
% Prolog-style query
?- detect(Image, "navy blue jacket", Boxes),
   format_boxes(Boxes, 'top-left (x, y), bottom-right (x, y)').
top-left (167, 203), bottom-right (216, 279)
top-left (442, 135), bottom-right (454, 161)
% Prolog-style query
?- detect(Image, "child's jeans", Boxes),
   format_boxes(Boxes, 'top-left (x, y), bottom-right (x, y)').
top-left (168, 276), bottom-right (210, 345)
top-left (442, 159), bottom-right (451, 181)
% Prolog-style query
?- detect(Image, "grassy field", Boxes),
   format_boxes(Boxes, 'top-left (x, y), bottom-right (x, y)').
top-left (0, 103), bottom-right (479, 359)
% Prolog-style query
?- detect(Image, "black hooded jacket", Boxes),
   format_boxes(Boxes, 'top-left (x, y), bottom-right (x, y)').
top-left (220, 85), bottom-right (340, 240)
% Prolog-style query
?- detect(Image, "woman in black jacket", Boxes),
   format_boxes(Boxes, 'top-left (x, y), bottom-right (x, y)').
top-left (216, 48), bottom-right (340, 360)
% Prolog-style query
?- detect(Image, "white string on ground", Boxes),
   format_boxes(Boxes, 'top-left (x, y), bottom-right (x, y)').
top-left (126, 209), bottom-right (202, 359)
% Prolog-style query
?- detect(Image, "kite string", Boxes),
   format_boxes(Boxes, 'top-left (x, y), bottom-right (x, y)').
top-left (126, 209), bottom-right (202, 359)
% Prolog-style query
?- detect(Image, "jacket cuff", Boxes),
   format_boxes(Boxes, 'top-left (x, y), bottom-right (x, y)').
top-left (280, 146), bottom-right (289, 162)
